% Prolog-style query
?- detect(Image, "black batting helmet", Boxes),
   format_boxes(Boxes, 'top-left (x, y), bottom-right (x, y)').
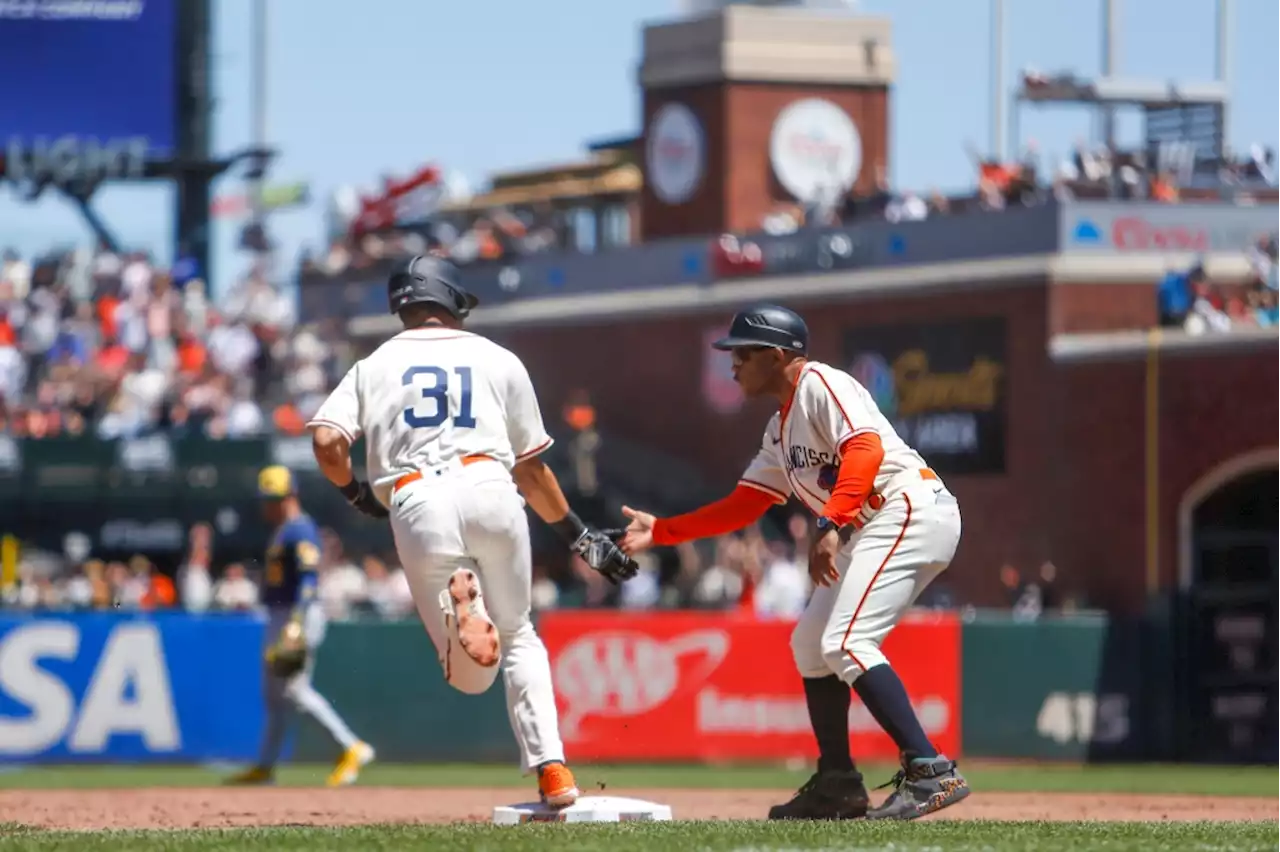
top-left (387, 255), bottom-right (479, 318)
top-left (712, 304), bottom-right (808, 354)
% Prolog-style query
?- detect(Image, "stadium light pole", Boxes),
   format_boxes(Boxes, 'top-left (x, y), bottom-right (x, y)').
top-left (991, 0), bottom-right (1006, 161)
top-left (1216, 0), bottom-right (1232, 154)
top-left (1099, 0), bottom-right (1119, 150)
top-left (250, 0), bottom-right (269, 232)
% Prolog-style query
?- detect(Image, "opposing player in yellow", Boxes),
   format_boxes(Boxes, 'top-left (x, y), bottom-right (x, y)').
top-left (619, 304), bottom-right (969, 821)
top-left (224, 466), bottom-right (375, 787)
top-left (306, 256), bottom-right (636, 807)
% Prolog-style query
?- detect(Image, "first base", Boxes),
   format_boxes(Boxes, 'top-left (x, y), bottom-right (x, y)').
top-left (493, 796), bottom-right (673, 825)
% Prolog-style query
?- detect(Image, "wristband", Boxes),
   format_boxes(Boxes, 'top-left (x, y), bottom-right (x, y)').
top-left (550, 510), bottom-right (587, 545)
top-left (338, 478), bottom-right (362, 501)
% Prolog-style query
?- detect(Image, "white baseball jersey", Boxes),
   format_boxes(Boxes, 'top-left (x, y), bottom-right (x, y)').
top-left (307, 327), bottom-right (553, 506)
top-left (738, 361), bottom-right (930, 516)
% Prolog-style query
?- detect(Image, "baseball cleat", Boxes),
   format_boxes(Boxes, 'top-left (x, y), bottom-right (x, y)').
top-left (440, 569), bottom-right (500, 668)
top-left (326, 741), bottom-right (376, 787)
top-left (223, 765), bottom-right (274, 786)
top-left (767, 769), bottom-right (869, 820)
top-left (866, 753), bottom-right (970, 820)
top-left (537, 761), bottom-right (580, 808)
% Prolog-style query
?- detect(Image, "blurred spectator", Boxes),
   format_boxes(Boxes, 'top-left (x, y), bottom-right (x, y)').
top-left (362, 554), bottom-right (414, 619)
top-left (132, 555), bottom-right (177, 610)
top-left (318, 530), bottom-right (368, 619)
top-left (531, 563), bottom-right (559, 612)
top-left (748, 521), bottom-right (809, 620)
top-left (0, 244), bottom-right (339, 441)
top-left (178, 523), bottom-right (215, 612)
top-left (1158, 262), bottom-right (1199, 327)
top-left (214, 562), bottom-right (260, 611)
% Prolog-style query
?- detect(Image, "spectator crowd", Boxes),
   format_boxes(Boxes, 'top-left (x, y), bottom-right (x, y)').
top-left (0, 245), bottom-right (348, 440)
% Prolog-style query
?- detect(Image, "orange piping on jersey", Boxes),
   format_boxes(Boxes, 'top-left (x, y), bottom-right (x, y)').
top-left (820, 432), bottom-right (885, 526)
top-left (739, 478), bottom-right (789, 504)
top-left (652, 485), bottom-right (776, 547)
top-left (777, 365), bottom-right (807, 435)
top-left (841, 493), bottom-right (911, 672)
top-left (778, 366), bottom-right (833, 511)
top-left (306, 418), bottom-right (357, 444)
top-left (516, 437), bottom-right (554, 461)
top-left (812, 368), bottom-right (878, 452)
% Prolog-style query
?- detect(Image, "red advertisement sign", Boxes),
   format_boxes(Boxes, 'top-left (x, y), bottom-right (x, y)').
top-left (539, 610), bottom-right (960, 762)
top-left (1111, 216), bottom-right (1208, 251)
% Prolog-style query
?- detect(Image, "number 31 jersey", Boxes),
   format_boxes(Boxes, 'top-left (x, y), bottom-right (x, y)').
top-left (307, 327), bottom-right (554, 506)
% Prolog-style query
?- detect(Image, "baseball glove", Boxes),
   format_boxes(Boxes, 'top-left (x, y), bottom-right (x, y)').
top-left (265, 619), bottom-right (308, 678)
top-left (572, 526), bottom-right (640, 585)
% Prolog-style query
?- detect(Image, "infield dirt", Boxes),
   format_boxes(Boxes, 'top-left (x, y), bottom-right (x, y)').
top-left (1, 788), bottom-right (1273, 830)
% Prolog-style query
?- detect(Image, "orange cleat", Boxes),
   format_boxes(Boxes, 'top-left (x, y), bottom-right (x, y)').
top-left (538, 761), bottom-right (580, 808)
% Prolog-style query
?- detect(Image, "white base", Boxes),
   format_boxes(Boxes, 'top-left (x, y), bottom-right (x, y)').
top-left (493, 796), bottom-right (673, 825)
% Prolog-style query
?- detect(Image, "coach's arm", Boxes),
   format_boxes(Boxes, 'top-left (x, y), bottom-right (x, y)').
top-left (310, 425), bottom-right (388, 519)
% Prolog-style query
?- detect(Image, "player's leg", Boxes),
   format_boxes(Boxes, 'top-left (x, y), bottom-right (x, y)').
top-left (225, 611), bottom-right (293, 784)
top-left (391, 480), bottom-right (503, 696)
top-left (277, 603), bottom-right (373, 786)
top-left (818, 481), bottom-right (968, 820)
top-left (768, 583), bottom-right (869, 820)
top-left (461, 477), bottom-right (578, 807)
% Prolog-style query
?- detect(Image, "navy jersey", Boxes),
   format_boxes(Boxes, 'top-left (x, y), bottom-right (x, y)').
top-left (261, 514), bottom-right (322, 608)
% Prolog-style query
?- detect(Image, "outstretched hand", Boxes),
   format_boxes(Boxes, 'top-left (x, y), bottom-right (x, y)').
top-left (618, 505), bottom-right (656, 556)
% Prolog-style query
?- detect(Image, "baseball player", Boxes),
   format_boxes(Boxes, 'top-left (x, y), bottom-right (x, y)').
top-left (224, 466), bottom-right (375, 787)
top-left (305, 255), bottom-right (637, 808)
top-left (619, 304), bottom-right (969, 821)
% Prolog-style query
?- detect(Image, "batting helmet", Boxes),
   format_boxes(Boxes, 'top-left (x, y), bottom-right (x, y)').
top-left (387, 255), bottom-right (479, 318)
top-left (712, 304), bottom-right (809, 354)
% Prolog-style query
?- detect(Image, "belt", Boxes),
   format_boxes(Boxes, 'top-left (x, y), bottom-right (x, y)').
top-left (873, 467), bottom-right (940, 502)
top-left (394, 454), bottom-right (494, 493)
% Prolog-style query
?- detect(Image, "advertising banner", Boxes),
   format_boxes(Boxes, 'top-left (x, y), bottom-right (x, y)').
top-left (539, 610), bottom-right (960, 762)
top-left (0, 0), bottom-right (176, 199)
top-left (0, 612), bottom-right (265, 763)
top-left (844, 317), bottom-right (1007, 475)
top-left (1062, 202), bottom-right (1276, 253)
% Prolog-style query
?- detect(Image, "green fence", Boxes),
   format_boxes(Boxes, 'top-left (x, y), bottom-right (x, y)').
top-left (286, 611), bottom-right (1179, 764)
top-left (296, 620), bottom-right (518, 763)
top-left (0, 435), bottom-right (388, 570)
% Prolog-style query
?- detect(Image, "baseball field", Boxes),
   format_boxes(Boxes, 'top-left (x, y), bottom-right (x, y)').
top-left (0, 761), bottom-right (1275, 850)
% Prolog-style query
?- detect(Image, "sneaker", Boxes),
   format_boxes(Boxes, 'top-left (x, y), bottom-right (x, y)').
top-left (326, 741), bottom-right (376, 787)
top-left (767, 769), bottom-right (869, 820)
top-left (223, 765), bottom-right (274, 786)
top-left (537, 761), bottom-right (580, 808)
top-left (440, 569), bottom-right (500, 667)
top-left (866, 753), bottom-right (970, 820)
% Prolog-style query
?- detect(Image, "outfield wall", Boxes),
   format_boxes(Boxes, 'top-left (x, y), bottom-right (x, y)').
top-left (7, 606), bottom-right (1256, 766)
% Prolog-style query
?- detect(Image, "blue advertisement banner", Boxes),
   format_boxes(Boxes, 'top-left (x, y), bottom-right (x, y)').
top-left (0, 612), bottom-right (264, 763)
top-left (0, 0), bottom-right (177, 153)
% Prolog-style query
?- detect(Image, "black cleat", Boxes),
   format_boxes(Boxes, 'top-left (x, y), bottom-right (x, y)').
top-left (767, 769), bottom-right (869, 820)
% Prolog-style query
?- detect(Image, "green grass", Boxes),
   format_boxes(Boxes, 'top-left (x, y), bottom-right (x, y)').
top-left (1, 761), bottom-right (1276, 798)
top-left (0, 820), bottom-right (1277, 852)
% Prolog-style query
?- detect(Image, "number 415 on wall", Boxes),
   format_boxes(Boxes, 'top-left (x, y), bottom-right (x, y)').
top-left (1036, 692), bottom-right (1130, 745)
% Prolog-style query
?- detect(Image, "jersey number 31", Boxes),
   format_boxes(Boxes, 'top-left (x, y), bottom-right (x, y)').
top-left (402, 366), bottom-right (477, 428)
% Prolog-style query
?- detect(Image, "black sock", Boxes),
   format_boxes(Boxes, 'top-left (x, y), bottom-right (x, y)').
top-left (803, 675), bottom-right (855, 773)
top-left (851, 663), bottom-right (937, 759)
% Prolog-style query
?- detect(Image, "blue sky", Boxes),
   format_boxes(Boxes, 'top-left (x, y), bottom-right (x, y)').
top-left (3, 0), bottom-right (1276, 299)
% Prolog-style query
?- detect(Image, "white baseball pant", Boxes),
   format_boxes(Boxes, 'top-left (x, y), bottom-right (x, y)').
top-left (389, 458), bottom-right (566, 774)
top-left (791, 475), bottom-right (962, 684)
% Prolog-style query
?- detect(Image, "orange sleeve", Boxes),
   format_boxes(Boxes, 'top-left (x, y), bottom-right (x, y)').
top-left (652, 485), bottom-right (776, 546)
top-left (820, 432), bottom-right (885, 526)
